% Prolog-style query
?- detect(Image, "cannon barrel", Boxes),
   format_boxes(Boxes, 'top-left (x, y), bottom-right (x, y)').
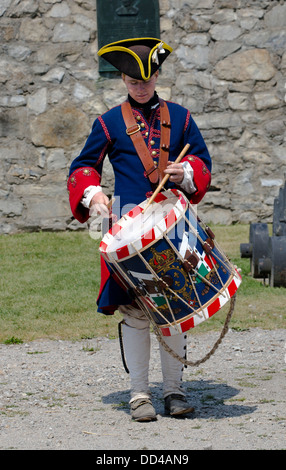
top-left (240, 179), bottom-right (286, 287)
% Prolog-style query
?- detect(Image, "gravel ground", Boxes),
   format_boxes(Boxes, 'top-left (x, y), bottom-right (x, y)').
top-left (0, 328), bottom-right (285, 451)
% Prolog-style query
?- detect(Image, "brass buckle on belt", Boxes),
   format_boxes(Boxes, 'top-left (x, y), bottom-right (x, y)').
top-left (126, 124), bottom-right (141, 136)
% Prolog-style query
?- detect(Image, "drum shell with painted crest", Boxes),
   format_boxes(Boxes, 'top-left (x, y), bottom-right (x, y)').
top-left (99, 189), bottom-right (241, 336)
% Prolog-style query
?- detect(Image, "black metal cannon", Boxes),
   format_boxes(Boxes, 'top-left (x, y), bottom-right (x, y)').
top-left (240, 179), bottom-right (286, 287)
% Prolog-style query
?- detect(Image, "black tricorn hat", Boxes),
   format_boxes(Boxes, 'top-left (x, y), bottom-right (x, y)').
top-left (98, 37), bottom-right (172, 80)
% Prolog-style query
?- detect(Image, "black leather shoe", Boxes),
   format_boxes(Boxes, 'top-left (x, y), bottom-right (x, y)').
top-left (165, 394), bottom-right (194, 416)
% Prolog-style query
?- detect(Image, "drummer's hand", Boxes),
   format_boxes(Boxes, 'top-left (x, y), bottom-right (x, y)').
top-left (89, 191), bottom-right (110, 217)
top-left (164, 161), bottom-right (184, 184)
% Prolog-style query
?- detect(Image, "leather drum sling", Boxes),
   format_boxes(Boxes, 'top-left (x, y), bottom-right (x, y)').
top-left (121, 99), bottom-right (171, 186)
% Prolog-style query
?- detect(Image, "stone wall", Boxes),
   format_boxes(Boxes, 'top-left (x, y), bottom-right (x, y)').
top-left (0, 0), bottom-right (285, 234)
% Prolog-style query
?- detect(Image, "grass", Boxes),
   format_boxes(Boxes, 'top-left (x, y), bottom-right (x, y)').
top-left (0, 231), bottom-right (121, 342)
top-left (0, 225), bottom-right (285, 343)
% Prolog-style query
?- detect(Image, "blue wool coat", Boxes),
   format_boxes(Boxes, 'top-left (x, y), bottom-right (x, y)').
top-left (68, 98), bottom-right (212, 314)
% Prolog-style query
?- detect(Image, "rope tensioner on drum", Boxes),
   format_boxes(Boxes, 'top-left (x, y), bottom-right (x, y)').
top-left (144, 295), bottom-right (237, 367)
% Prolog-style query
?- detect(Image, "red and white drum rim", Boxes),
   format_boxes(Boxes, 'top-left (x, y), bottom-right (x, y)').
top-left (99, 189), bottom-right (188, 262)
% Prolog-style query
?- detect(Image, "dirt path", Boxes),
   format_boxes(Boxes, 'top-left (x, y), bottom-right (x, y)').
top-left (0, 328), bottom-right (285, 451)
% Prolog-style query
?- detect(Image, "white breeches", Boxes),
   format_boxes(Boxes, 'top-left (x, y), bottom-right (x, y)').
top-left (119, 304), bottom-right (186, 403)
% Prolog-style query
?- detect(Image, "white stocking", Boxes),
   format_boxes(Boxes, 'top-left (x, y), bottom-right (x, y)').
top-left (120, 305), bottom-right (151, 403)
top-left (159, 333), bottom-right (187, 398)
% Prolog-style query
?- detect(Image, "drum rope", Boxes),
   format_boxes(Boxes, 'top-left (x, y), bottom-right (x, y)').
top-left (117, 294), bottom-right (236, 372)
top-left (138, 294), bottom-right (236, 367)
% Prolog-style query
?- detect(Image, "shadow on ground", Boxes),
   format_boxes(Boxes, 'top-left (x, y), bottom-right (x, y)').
top-left (102, 379), bottom-right (257, 419)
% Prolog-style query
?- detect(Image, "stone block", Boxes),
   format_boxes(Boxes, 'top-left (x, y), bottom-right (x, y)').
top-left (52, 22), bottom-right (90, 42)
top-left (30, 105), bottom-right (90, 148)
top-left (214, 49), bottom-right (276, 81)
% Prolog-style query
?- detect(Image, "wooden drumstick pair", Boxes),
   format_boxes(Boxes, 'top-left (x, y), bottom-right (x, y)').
top-left (142, 143), bottom-right (190, 214)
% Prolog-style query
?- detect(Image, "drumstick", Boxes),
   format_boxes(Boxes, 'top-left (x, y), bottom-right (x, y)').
top-left (101, 197), bottom-right (116, 236)
top-left (142, 143), bottom-right (190, 213)
top-left (107, 196), bottom-right (115, 210)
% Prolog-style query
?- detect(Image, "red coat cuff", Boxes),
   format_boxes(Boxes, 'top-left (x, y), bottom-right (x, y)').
top-left (67, 167), bottom-right (101, 223)
top-left (181, 155), bottom-right (211, 204)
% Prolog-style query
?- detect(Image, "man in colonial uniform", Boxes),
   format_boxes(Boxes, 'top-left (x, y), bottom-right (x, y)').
top-left (68, 38), bottom-right (211, 421)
